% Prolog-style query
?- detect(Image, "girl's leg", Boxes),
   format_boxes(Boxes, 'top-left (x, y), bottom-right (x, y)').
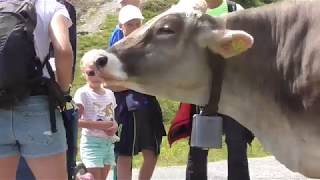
top-left (26, 152), bottom-right (67, 180)
top-left (139, 149), bottom-right (158, 180)
top-left (0, 155), bottom-right (19, 180)
top-left (117, 155), bottom-right (133, 180)
top-left (102, 165), bottom-right (111, 179)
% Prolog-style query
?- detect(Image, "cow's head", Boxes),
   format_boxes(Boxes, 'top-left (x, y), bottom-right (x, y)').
top-left (95, 0), bottom-right (253, 105)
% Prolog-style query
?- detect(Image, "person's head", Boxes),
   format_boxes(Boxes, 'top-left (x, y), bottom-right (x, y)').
top-left (118, 0), bottom-right (141, 8)
top-left (118, 5), bottom-right (144, 36)
top-left (206, 0), bottom-right (223, 9)
top-left (80, 50), bottom-right (105, 88)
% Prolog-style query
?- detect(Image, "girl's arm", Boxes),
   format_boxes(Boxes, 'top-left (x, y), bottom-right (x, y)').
top-left (104, 120), bottom-right (118, 136)
top-left (78, 119), bottom-right (114, 131)
top-left (76, 103), bottom-right (114, 131)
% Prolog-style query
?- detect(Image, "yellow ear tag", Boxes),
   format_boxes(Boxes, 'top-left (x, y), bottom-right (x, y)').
top-left (231, 38), bottom-right (248, 53)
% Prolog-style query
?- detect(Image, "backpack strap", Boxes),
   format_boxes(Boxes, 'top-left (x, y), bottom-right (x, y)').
top-left (42, 54), bottom-right (58, 132)
top-left (227, 0), bottom-right (237, 12)
top-left (16, 0), bottom-right (37, 37)
top-left (42, 54), bottom-right (73, 133)
top-left (43, 54), bottom-right (56, 81)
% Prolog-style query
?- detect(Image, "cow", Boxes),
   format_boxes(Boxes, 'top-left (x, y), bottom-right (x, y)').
top-left (93, 0), bottom-right (320, 178)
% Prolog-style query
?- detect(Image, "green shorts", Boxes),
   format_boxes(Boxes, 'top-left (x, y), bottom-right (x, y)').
top-left (80, 135), bottom-right (115, 168)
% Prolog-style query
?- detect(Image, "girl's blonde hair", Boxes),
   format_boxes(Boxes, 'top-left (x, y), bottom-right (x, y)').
top-left (80, 49), bottom-right (107, 70)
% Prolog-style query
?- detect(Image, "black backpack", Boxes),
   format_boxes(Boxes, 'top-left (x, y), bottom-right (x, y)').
top-left (0, 0), bottom-right (44, 106)
top-left (0, 0), bottom-right (70, 133)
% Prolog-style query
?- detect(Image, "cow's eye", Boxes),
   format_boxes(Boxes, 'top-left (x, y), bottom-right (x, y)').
top-left (156, 25), bottom-right (175, 35)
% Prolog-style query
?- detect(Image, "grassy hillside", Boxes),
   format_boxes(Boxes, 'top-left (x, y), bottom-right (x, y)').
top-left (74, 0), bottom-right (270, 167)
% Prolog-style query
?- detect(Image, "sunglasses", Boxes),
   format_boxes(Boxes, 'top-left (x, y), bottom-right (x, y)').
top-left (85, 70), bottom-right (96, 77)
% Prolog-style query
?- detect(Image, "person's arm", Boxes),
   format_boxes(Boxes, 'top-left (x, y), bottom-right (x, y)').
top-left (104, 120), bottom-right (118, 136)
top-left (76, 103), bottom-right (117, 132)
top-left (78, 119), bottom-right (115, 131)
top-left (49, 14), bottom-right (73, 92)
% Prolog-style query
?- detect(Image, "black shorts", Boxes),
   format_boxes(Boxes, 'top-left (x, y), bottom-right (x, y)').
top-left (114, 106), bottom-right (164, 156)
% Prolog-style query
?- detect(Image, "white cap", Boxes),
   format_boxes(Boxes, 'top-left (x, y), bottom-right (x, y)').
top-left (118, 5), bottom-right (144, 24)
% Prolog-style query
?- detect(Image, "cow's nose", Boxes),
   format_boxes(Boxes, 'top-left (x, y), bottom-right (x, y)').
top-left (96, 56), bottom-right (108, 67)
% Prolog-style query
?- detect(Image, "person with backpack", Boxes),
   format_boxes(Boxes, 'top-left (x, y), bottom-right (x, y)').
top-left (16, 0), bottom-right (78, 179)
top-left (0, 0), bottom-right (73, 179)
top-left (168, 1), bottom-right (254, 180)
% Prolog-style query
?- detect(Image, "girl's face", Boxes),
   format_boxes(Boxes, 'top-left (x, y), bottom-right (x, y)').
top-left (83, 65), bottom-right (102, 88)
top-left (121, 19), bottom-right (142, 36)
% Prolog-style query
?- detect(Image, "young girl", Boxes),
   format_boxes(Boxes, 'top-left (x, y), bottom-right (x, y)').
top-left (74, 50), bottom-right (119, 180)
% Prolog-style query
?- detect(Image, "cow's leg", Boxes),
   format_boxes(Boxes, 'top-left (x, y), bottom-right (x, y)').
top-left (223, 116), bottom-right (253, 180)
top-left (185, 146), bottom-right (208, 180)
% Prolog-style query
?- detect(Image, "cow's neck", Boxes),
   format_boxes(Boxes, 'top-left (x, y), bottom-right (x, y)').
top-left (224, 1), bottom-right (319, 110)
top-left (220, 1), bottom-right (307, 113)
top-left (217, 2), bottom-right (320, 176)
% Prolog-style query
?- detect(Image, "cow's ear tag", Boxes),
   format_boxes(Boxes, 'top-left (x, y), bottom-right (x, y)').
top-left (218, 30), bottom-right (254, 58)
top-left (199, 30), bottom-right (254, 58)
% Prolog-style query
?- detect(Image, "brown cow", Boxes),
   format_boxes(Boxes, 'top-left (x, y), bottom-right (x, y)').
top-left (94, 0), bottom-right (320, 178)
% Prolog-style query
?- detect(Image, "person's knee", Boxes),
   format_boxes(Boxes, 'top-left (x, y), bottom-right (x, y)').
top-left (142, 149), bottom-right (158, 164)
top-left (117, 155), bottom-right (132, 164)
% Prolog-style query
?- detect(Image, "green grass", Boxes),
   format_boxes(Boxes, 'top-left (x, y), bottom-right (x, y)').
top-left (74, 3), bottom-right (271, 168)
top-left (132, 125), bottom-right (270, 168)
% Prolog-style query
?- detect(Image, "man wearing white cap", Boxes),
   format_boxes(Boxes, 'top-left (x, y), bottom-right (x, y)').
top-left (109, 0), bottom-right (141, 47)
top-left (118, 5), bottom-right (144, 36)
top-left (109, 4), bottom-right (166, 180)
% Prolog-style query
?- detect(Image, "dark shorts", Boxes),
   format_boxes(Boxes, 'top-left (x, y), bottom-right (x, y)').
top-left (115, 107), bottom-right (163, 156)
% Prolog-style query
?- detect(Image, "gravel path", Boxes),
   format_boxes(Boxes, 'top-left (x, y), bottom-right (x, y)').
top-left (107, 156), bottom-right (319, 180)
top-left (77, 0), bottom-right (118, 34)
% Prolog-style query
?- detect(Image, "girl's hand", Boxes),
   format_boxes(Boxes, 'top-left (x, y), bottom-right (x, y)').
top-left (104, 121), bottom-right (118, 136)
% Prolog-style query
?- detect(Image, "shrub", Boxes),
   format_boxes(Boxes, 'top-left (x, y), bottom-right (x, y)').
top-left (142, 0), bottom-right (178, 13)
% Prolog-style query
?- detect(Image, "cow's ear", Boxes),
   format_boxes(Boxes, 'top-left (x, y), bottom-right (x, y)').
top-left (197, 30), bottom-right (254, 58)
